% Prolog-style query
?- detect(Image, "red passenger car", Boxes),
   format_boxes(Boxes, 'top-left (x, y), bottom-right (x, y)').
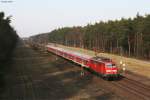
top-left (46, 44), bottom-right (119, 79)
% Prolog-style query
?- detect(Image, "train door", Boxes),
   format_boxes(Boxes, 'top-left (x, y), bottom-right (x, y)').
top-left (100, 63), bottom-right (105, 74)
top-left (96, 62), bottom-right (101, 73)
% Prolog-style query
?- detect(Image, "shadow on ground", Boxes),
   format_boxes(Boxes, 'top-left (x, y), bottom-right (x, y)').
top-left (0, 59), bottom-right (13, 93)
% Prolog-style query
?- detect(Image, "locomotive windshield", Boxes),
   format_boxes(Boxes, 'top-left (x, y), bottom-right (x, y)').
top-left (106, 63), bottom-right (116, 68)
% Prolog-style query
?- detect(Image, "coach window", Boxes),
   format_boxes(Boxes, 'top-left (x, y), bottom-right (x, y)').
top-left (106, 64), bottom-right (113, 68)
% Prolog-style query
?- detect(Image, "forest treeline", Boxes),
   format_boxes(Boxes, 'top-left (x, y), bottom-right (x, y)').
top-left (31, 14), bottom-right (150, 60)
top-left (0, 12), bottom-right (18, 62)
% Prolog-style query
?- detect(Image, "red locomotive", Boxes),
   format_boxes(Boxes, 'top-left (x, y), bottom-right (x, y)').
top-left (46, 44), bottom-right (119, 79)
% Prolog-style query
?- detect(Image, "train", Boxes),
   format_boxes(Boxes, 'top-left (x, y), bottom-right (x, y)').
top-left (46, 44), bottom-right (119, 79)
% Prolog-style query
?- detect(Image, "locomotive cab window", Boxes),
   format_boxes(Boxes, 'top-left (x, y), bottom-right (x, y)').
top-left (106, 63), bottom-right (116, 68)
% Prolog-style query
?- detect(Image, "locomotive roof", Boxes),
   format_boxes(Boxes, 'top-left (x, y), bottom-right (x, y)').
top-left (91, 56), bottom-right (112, 62)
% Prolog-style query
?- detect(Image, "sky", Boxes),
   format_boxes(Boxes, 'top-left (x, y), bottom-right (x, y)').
top-left (1, 0), bottom-right (150, 37)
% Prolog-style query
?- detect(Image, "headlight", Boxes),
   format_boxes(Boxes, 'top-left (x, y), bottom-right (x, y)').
top-left (106, 70), bottom-right (117, 72)
top-left (106, 70), bottom-right (111, 72)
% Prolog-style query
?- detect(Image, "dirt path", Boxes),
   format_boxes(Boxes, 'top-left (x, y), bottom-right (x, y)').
top-left (0, 42), bottom-right (150, 100)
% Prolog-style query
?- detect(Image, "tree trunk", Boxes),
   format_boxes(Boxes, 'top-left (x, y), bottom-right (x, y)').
top-left (128, 36), bottom-right (131, 56)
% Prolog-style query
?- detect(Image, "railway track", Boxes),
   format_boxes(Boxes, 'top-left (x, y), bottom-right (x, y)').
top-left (111, 77), bottom-right (150, 100)
top-left (80, 68), bottom-right (150, 100)
top-left (123, 77), bottom-right (150, 91)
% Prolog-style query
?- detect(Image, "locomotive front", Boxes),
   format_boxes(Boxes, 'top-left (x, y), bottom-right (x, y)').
top-left (104, 62), bottom-right (119, 78)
